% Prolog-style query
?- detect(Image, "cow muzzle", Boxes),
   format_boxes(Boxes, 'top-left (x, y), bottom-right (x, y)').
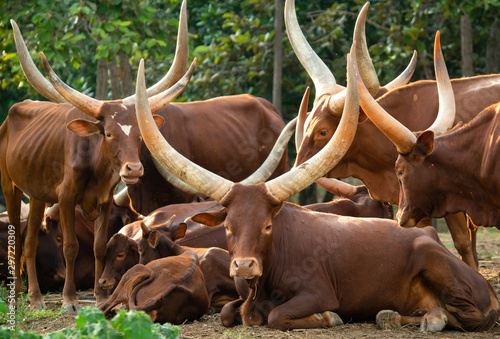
top-left (99, 277), bottom-right (117, 290)
top-left (230, 257), bottom-right (262, 280)
top-left (120, 162), bottom-right (144, 184)
top-left (396, 209), bottom-right (416, 228)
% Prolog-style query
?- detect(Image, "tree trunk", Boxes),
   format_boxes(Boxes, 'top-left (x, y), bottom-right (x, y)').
top-left (272, 0), bottom-right (283, 116)
top-left (460, 13), bottom-right (474, 77)
top-left (119, 52), bottom-right (134, 97)
top-left (298, 184), bottom-right (317, 205)
top-left (486, 18), bottom-right (499, 74)
top-left (95, 58), bottom-right (108, 100)
top-left (108, 57), bottom-right (121, 100)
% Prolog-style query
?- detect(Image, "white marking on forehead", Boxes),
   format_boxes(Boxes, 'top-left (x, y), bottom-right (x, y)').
top-left (118, 123), bottom-right (132, 136)
top-left (111, 113), bottom-right (117, 119)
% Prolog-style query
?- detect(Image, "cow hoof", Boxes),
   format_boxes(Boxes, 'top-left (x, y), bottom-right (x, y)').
top-left (31, 301), bottom-right (47, 310)
top-left (63, 303), bottom-right (81, 313)
top-left (420, 314), bottom-right (447, 332)
top-left (322, 311), bottom-right (343, 327)
top-left (376, 310), bottom-right (401, 330)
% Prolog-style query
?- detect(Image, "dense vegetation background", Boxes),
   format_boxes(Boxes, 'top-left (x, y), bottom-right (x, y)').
top-left (0, 0), bottom-right (499, 206)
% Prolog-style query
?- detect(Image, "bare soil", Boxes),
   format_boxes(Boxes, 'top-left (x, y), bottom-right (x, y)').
top-left (26, 228), bottom-right (500, 338)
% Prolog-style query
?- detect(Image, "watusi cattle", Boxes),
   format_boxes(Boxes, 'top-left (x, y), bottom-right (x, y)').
top-left (356, 35), bottom-right (500, 230)
top-left (0, 16), bottom-right (191, 310)
top-left (289, 0), bottom-right (500, 269)
top-left (136, 51), bottom-right (499, 332)
top-left (99, 248), bottom-right (209, 324)
top-left (138, 221), bottom-right (243, 313)
top-left (99, 203), bottom-right (227, 290)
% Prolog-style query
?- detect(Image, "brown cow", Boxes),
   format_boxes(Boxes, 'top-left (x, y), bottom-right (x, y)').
top-left (99, 202), bottom-right (227, 290)
top-left (354, 36), bottom-right (500, 230)
top-left (2, 4), bottom-right (191, 310)
top-left (136, 52), bottom-right (499, 332)
top-left (0, 51), bottom-right (191, 312)
top-left (288, 0), bottom-right (500, 269)
top-left (99, 249), bottom-right (209, 324)
top-left (138, 221), bottom-right (242, 313)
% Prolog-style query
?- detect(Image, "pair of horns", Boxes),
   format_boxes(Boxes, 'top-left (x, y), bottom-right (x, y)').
top-left (285, 0), bottom-right (417, 117)
top-left (136, 50), bottom-right (360, 203)
top-left (11, 0), bottom-right (188, 117)
top-left (355, 31), bottom-right (455, 154)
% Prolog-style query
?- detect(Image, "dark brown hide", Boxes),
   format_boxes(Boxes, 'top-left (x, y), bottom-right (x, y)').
top-left (99, 250), bottom-right (209, 324)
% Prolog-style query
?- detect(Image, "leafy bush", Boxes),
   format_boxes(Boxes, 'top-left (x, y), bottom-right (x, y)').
top-left (0, 306), bottom-right (181, 339)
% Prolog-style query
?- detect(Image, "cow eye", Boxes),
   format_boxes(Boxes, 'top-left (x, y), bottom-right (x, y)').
top-left (396, 170), bottom-right (403, 176)
top-left (264, 225), bottom-right (272, 233)
top-left (56, 236), bottom-right (62, 244)
top-left (320, 130), bottom-right (327, 136)
top-left (116, 253), bottom-right (125, 259)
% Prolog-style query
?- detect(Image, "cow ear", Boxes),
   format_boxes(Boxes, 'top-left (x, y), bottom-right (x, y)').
top-left (415, 130), bottom-right (434, 157)
top-left (67, 119), bottom-right (102, 136)
top-left (153, 115), bottom-right (165, 129)
top-left (171, 222), bottom-right (187, 242)
top-left (190, 208), bottom-right (227, 227)
top-left (148, 230), bottom-right (160, 248)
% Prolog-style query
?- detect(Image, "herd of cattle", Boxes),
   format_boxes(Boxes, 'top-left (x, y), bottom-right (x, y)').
top-left (1, 0), bottom-right (500, 333)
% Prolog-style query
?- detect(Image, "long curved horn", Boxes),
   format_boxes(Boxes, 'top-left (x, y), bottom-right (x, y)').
top-left (266, 52), bottom-right (359, 202)
top-left (383, 50), bottom-right (417, 91)
top-left (41, 53), bottom-right (104, 119)
top-left (426, 31), bottom-right (455, 136)
top-left (353, 2), bottom-right (379, 96)
top-left (11, 20), bottom-right (69, 103)
top-left (136, 58), bottom-right (234, 202)
top-left (284, 0), bottom-right (337, 100)
top-left (240, 117), bottom-right (297, 184)
top-left (353, 44), bottom-right (417, 154)
top-left (152, 157), bottom-right (203, 196)
top-left (123, 0), bottom-right (189, 104)
top-left (153, 117), bottom-right (297, 194)
top-left (295, 87), bottom-right (310, 151)
top-left (315, 177), bottom-right (357, 198)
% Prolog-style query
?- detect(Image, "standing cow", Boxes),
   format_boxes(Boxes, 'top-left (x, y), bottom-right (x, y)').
top-left (354, 35), bottom-right (500, 230)
top-left (134, 48), bottom-right (499, 332)
top-left (0, 49), bottom-right (192, 312)
top-left (288, 0), bottom-right (500, 269)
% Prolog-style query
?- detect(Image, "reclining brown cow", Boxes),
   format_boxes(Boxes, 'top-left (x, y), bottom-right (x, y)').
top-left (138, 220), bottom-right (244, 313)
top-left (135, 53), bottom-right (499, 332)
top-left (99, 248), bottom-right (209, 324)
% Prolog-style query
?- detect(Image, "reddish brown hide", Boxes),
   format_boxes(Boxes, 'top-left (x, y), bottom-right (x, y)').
top-left (138, 221), bottom-right (243, 313)
top-left (99, 249), bottom-right (209, 324)
top-left (395, 103), bottom-right (500, 229)
top-left (99, 201), bottom-right (226, 290)
top-left (191, 184), bottom-right (499, 332)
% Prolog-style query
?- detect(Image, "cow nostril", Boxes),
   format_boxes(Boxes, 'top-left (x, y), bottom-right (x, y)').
top-left (233, 261), bottom-right (239, 269)
top-left (99, 279), bottom-right (106, 285)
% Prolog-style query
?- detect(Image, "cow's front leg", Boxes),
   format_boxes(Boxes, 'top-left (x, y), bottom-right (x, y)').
top-left (24, 198), bottom-right (46, 309)
top-left (94, 198), bottom-right (113, 306)
top-left (58, 199), bottom-right (79, 312)
top-left (267, 293), bottom-right (342, 330)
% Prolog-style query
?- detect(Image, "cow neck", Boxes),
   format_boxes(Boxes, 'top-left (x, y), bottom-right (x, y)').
top-left (427, 108), bottom-right (499, 225)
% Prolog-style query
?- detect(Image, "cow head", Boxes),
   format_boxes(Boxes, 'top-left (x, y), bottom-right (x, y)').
top-left (135, 50), bottom-right (359, 283)
top-left (36, 216), bottom-right (66, 290)
top-left (354, 32), bottom-right (456, 227)
top-left (286, 0), bottom-right (417, 171)
top-left (99, 233), bottom-right (139, 289)
top-left (137, 216), bottom-right (186, 264)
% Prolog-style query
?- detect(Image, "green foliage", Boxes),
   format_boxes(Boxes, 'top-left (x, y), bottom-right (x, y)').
top-left (0, 307), bottom-right (181, 338)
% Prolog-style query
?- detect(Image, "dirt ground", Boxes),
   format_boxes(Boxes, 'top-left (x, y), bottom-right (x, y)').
top-left (26, 228), bottom-right (500, 338)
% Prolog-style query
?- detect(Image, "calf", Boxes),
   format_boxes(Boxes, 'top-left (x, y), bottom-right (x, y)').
top-left (99, 202), bottom-right (226, 290)
top-left (139, 221), bottom-right (242, 312)
top-left (99, 249), bottom-right (209, 324)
